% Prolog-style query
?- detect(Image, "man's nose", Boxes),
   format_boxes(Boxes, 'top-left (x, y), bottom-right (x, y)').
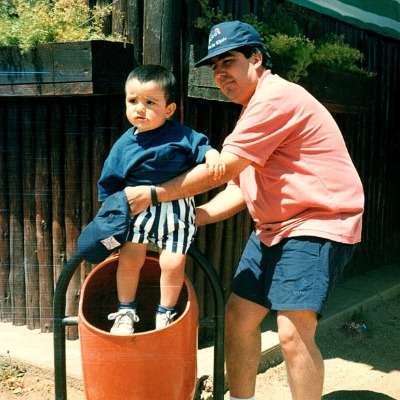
top-left (214, 69), bottom-right (228, 81)
top-left (214, 66), bottom-right (226, 78)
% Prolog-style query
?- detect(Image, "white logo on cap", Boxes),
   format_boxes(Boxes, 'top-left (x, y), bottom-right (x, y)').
top-left (101, 236), bottom-right (121, 250)
top-left (209, 27), bottom-right (221, 44)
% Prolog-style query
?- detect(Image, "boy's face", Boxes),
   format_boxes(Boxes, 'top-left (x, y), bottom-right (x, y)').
top-left (125, 78), bottom-right (176, 132)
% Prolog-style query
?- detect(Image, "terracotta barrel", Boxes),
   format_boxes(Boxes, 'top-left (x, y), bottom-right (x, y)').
top-left (78, 253), bottom-right (199, 400)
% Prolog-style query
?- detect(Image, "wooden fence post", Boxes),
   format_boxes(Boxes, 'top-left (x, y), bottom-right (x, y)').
top-left (129, 0), bottom-right (143, 65)
top-left (35, 102), bottom-right (54, 332)
top-left (0, 104), bottom-right (11, 322)
top-left (143, 0), bottom-right (183, 119)
top-left (7, 105), bottom-right (26, 326)
top-left (51, 101), bottom-right (66, 289)
top-left (22, 100), bottom-right (40, 330)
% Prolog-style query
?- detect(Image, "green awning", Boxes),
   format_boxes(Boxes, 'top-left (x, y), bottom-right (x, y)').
top-left (288, 0), bottom-right (400, 41)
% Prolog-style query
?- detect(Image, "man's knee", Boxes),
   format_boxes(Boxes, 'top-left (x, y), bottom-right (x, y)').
top-left (277, 310), bottom-right (318, 352)
top-left (226, 293), bottom-right (268, 332)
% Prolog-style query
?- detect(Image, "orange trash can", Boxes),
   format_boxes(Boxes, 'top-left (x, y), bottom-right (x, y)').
top-left (78, 252), bottom-right (199, 400)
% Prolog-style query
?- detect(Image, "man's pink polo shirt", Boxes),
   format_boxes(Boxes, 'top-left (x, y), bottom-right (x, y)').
top-left (222, 70), bottom-right (364, 247)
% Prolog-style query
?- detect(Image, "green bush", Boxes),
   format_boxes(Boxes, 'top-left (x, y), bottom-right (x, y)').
top-left (313, 34), bottom-right (373, 76)
top-left (0, 0), bottom-right (125, 52)
top-left (266, 34), bottom-right (315, 82)
top-left (195, 0), bottom-right (375, 80)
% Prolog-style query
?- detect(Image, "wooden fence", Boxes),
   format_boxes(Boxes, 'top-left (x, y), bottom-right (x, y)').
top-left (0, 0), bottom-right (399, 336)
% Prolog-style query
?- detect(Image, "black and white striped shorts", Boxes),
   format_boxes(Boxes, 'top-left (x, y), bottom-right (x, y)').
top-left (127, 197), bottom-right (196, 254)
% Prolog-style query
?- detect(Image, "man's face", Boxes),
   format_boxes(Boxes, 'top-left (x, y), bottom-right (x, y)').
top-left (210, 50), bottom-right (263, 106)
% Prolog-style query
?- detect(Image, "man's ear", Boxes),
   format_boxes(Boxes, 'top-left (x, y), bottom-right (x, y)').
top-left (253, 52), bottom-right (265, 74)
top-left (253, 52), bottom-right (263, 67)
top-left (165, 102), bottom-right (177, 118)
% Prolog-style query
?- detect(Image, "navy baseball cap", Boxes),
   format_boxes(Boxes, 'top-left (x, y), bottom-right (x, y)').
top-left (78, 191), bottom-right (130, 264)
top-left (195, 21), bottom-right (265, 67)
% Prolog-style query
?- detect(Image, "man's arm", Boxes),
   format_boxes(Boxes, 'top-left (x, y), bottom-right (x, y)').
top-left (196, 183), bottom-right (246, 227)
top-left (124, 151), bottom-right (251, 215)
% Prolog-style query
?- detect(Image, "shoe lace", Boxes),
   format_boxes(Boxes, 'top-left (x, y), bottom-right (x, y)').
top-left (108, 309), bottom-right (139, 328)
top-left (162, 310), bottom-right (177, 324)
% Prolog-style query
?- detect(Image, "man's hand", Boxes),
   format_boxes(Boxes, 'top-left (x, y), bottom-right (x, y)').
top-left (124, 185), bottom-right (152, 216)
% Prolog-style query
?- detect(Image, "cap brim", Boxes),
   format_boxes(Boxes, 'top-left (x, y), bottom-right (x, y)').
top-left (194, 41), bottom-right (265, 67)
top-left (194, 43), bottom-right (245, 67)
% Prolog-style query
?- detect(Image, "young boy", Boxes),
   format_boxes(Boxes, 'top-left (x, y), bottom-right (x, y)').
top-left (98, 65), bottom-right (225, 334)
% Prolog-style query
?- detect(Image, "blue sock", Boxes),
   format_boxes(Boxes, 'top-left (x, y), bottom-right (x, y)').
top-left (118, 301), bottom-right (137, 310)
top-left (156, 304), bottom-right (176, 314)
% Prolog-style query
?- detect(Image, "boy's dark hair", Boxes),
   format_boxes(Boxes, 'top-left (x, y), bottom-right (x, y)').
top-left (235, 45), bottom-right (273, 69)
top-left (126, 65), bottom-right (177, 105)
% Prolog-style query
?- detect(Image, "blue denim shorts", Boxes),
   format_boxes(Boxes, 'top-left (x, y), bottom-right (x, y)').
top-left (231, 232), bottom-right (357, 316)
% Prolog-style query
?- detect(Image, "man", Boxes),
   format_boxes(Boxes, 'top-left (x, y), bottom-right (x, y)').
top-left (125, 21), bottom-right (364, 400)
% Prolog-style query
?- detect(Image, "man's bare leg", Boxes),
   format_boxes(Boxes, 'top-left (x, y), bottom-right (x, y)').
top-left (277, 310), bottom-right (324, 400)
top-left (225, 293), bottom-right (268, 399)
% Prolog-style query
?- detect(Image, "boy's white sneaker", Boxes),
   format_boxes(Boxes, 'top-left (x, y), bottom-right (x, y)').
top-left (108, 309), bottom-right (139, 335)
top-left (155, 310), bottom-right (177, 329)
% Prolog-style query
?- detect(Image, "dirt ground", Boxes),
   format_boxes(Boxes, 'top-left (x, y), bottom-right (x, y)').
top-left (1, 295), bottom-right (399, 400)
top-left (247, 294), bottom-right (400, 400)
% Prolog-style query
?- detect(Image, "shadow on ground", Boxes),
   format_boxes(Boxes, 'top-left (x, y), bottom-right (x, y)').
top-left (323, 390), bottom-right (396, 399)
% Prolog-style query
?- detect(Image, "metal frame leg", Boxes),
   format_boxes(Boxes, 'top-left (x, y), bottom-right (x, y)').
top-left (188, 246), bottom-right (225, 400)
top-left (53, 252), bottom-right (83, 400)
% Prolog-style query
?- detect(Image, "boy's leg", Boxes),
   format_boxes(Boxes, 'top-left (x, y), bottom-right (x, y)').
top-left (158, 249), bottom-right (186, 308)
top-left (117, 242), bottom-right (148, 303)
top-left (155, 249), bottom-right (186, 328)
top-left (108, 242), bottom-right (147, 335)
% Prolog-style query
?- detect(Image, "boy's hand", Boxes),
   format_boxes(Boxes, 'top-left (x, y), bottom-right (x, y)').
top-left (205, 151), bottom-right (226, 180)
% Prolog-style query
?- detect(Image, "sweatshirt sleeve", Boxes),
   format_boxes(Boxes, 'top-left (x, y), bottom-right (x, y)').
top-left (97, 133), bottom-right (130, 201)
top-left (189, 128), bottom-right (214, 164)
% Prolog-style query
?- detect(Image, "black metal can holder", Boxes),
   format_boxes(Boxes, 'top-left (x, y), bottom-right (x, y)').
top-left (53, 246), bottom-right (225, 400)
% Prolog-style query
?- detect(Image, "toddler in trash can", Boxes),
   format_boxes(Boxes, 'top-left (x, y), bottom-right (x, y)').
top-left (98, 65), bottom-right (225, 334)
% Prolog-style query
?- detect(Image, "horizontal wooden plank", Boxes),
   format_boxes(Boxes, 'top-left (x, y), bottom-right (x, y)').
top-left (0, 81), bottom-right (130, 96)
top-left (0, 41), bottom-right (134, 96)
top-left (0, 83), bottom-right (56, 96)
top-left (0, 43), bottom-right (54, 85)
top-left (187, 47), bottom-right (230, 102)
top-left (321, 102), bottom-right (370, 114)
